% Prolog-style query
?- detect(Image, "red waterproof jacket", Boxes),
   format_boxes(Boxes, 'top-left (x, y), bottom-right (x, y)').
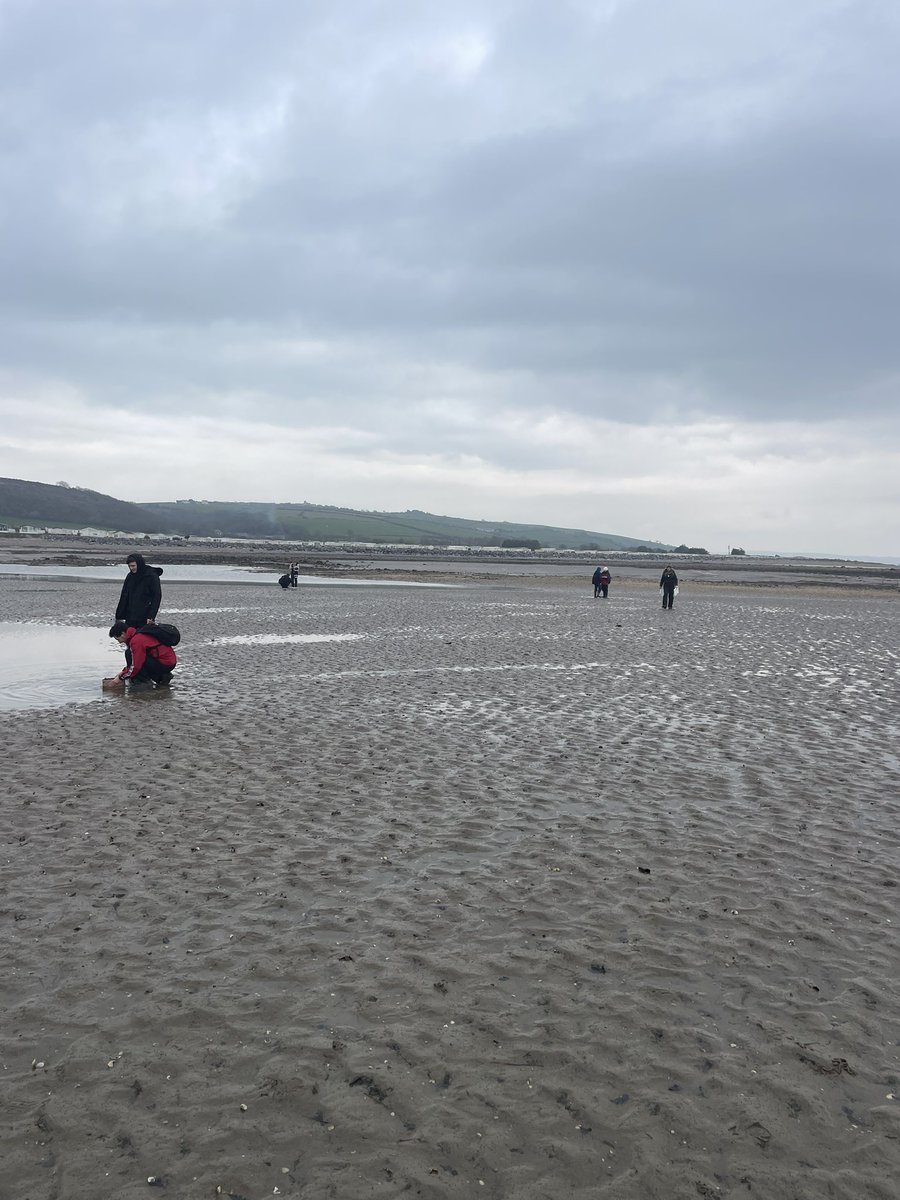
top-left (121, 627), bottom-right (177, 678)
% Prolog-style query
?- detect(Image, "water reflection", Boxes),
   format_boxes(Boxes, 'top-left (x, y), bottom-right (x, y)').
top-left (0, 622), bottom-right (122, 713)
top-left (0, 563), bottom-right (278, 584)
top-left (163, 606), bottom-right (251, 614)
top-left (215, 632), bottom-right (367, 646)
top-left (0, 564), bottom-right (456, 587)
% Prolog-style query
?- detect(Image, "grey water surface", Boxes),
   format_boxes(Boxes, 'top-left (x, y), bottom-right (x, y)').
top-left (0, 622), bottom-right (123, 713)
top-left (0, 563), bottom-right (456, 586)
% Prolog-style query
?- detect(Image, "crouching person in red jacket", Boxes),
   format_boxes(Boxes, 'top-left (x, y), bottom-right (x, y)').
top-left (106, 621), bottom-right (177, 687)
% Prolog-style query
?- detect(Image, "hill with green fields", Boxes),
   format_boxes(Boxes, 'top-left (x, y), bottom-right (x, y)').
top-left (0, 477), bottom-right (669, 550)
top-left (0, 477), bottom-right (172, 534)
top-left (140, 499), bottom-right (668, 550)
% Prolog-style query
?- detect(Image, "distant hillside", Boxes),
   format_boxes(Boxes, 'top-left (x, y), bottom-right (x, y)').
top-left (0, 477), bottom-right (172, 534)
top-left (0, 477), bottom-right (670, 549)
top-left (141, 499), bottom-right (668, 551)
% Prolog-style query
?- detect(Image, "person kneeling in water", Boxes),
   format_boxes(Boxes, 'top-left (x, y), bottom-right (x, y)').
top-left (106, 621), bottom-right (177, 687)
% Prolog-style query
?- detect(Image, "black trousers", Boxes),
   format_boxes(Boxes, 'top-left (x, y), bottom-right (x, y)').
top-left (662, 587), bottom-right (675, 609)
top-left (132, 655), bottom-right (174, 684)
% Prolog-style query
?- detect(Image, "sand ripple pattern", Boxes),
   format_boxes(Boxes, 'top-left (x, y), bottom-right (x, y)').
top-left (2, 580), bottom-right (900, 1199)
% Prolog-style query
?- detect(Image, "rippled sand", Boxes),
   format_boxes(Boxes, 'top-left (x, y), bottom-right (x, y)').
top-left (3, 577), bottom-right (899, 1199)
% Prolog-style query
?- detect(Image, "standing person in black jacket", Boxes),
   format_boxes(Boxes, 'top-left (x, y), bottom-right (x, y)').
top-left (115, 553), bottom-right (163, 672)
top-left (591, 566), bottom-right (612, 598)
top-left (116, 552), bottom-right (163, 627)
top-left (660, 565), bottom-right (678, 609)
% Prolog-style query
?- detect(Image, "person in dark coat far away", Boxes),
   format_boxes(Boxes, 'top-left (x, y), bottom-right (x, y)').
top-left (660, 565), bottom-right (678, 609)
top-left (116, 552), bottom-right (163, 627)
top-left (591, 566), bottom-right (611, 598)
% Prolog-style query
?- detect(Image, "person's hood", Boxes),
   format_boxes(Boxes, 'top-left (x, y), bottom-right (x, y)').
top-left (126, 553), bottom-right (162, 576)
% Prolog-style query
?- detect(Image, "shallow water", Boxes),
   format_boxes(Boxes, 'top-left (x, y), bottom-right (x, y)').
top-left (0, 563), bottom-right (275, 583)
top-left (214, 632), bottom-right (368, 646)
top-left (0, 563), bottom-right (456, 587)
top-left (0, 622), bottom-right (122, 713)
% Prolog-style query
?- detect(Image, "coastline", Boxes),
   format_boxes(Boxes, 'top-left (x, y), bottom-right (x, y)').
top-left (1, 535), bottom-right (898, 595)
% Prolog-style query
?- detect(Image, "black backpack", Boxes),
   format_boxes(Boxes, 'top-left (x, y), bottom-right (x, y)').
top-left (137, 622), bottom-right (181, 647)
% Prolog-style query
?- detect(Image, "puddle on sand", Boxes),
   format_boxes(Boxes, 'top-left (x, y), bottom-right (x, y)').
top-left (0, 564), bottom-right (458, 588)
top-left (164, 607), bottom-right (251, 614)
top-left (0, 622), bottom-right (123, 713)
top-left (0, 563), bottom-right (276, 584)
top-left (214, 632), bottom-right (367, 646)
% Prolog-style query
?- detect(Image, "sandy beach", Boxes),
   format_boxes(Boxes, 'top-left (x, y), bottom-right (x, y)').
top-left (2, 569), bottom-right (899, 1199)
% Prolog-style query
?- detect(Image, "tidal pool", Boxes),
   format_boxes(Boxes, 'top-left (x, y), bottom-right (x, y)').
top-left (0, 564), bottom-right (457, 587)
top-left (0, 622), bottom-right (123, 713)
top-left (214, 632), bottom-right (367, 646)
top-left (0, 563), bottom-right (280, 584)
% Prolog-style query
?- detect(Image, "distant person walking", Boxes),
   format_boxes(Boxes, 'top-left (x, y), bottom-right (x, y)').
top-left (660, 565), bottom-right (678, 609)
top-left (115, 552), bottom-right (162, 627)
top-left (290, 562), bottom-right (299, 588)
top-left (592, 566), bottom-right (611, 598)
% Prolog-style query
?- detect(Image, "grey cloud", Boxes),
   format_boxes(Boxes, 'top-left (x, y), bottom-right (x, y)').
top-left (1, 0), bottom-right (899, 432)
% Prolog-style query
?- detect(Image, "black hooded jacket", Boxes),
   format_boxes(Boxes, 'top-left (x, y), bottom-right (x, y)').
top-left (115, 553), bottom-right (163, 625)
top-left (659, 569), bottom-right (678, 592)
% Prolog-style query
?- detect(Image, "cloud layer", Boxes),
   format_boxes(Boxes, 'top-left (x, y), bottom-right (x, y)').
top-left (1, 0), bottom-right (898, 553)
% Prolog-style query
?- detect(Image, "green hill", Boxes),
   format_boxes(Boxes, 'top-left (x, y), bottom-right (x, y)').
top-left (141, 499), bottom-right (668, 551)
top-left (0, 477), bottom-right (173, 534)
top-left (0, 476), bottom-right (669, 550)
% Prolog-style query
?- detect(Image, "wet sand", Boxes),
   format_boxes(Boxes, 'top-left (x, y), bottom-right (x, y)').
top-left (3, 576), bottom-right (900, 1198)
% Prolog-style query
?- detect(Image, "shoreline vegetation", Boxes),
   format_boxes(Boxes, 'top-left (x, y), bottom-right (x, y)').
top-left (0, 535), bottom-right (897, 594)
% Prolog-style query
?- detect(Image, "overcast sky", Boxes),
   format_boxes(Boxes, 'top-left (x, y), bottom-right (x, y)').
top-left (1, 0), bottom-right (898, 555)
